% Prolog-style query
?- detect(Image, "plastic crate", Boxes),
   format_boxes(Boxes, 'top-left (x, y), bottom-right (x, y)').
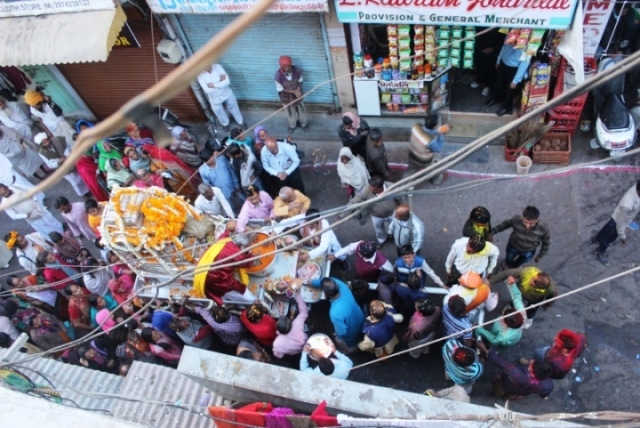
top-left (552, 57), bottom-right (595, 105)
top-left (548, 105), bottom-right (583, 117)
top-left (505, 145), bottom-right (531, 162)
top-left (532, 132), bottom-right (571, 165)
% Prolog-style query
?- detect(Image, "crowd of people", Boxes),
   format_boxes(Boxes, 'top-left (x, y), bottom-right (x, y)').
top-left (0, 82), bottom-right (594, 405)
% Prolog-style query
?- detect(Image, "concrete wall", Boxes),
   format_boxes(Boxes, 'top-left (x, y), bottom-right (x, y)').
top-left (177, 347), bottom-right (583, 427)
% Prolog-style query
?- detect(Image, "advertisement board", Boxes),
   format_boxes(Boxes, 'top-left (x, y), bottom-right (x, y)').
top-left (146, 0), bottom-right (328, 14)
top-left (582, 0), bottom-right (614, 55)
top-left (334, 0), bottom-right (580, 29)
top-left (0, 0), bottom-right (114, 18)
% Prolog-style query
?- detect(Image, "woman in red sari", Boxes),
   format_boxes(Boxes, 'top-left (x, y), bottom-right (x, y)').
top-left (75, 120), bottom-right (109, 201)
top-left (64, 283), bottom-right (93, 338)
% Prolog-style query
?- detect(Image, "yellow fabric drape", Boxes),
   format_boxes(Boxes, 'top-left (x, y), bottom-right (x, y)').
top-left (193, 238), bottom-right (249, 297)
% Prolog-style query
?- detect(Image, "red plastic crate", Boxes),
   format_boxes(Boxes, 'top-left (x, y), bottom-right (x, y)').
top-left (505, 146), bottom-right (531, 162)
top-left (548, 105), bottom-right (583, 117)
top-left (553, 57), bottom-right (595, 104)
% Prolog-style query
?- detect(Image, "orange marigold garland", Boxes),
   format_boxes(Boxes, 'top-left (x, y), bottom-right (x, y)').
top-left (5, 231), bottom-right (18, 250)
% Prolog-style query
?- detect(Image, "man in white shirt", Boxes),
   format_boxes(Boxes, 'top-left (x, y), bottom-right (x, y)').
top-left (260, 137), bottom-right (305, 194)
top-left (0, 96), bottom-right (33, 139)
top-left (194, 183), bottom-right (235, 218)
top-left (0, 184), bottom-right (63, 240)
top-left (197, 63), bottom-right (246, 132)
top-left (445, 234), bottom-right (500, 285)
top-left (5, 231), bottom-right (50, 275)
top-left (33, 133), bottom-right (88, 196)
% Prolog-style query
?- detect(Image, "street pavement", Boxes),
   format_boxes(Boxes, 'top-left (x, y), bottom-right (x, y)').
top-left (1, 128), bottom-right (640, 418)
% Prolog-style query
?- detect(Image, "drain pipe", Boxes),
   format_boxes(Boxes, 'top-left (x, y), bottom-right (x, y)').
top-left (158, 15), bottom-right (215, 124)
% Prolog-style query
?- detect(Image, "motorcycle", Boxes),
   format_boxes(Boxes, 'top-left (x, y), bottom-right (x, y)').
top-left (590, 56), bottom-right (637, 157)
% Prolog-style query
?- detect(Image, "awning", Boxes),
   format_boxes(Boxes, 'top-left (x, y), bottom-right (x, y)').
top-left (0, 5), bottom-right (126, 66)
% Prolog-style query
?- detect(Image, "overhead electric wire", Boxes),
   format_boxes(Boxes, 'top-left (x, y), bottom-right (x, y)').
top-left (0, 0), bottom-right (639, 401)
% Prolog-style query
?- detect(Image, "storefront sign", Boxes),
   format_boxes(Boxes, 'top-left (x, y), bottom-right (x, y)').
top-left (582, 0), bottom-right (614, 55)
top-left (335, 0), bottom-right (580, 29)
top-left (113, 22), bottom-right (141, 49)
top-left (146, 0), bottom-right (328, 14)
top-left (378, 80), bottom-right (424, 89)
top-left (0, 0), bottom-right (114, 17)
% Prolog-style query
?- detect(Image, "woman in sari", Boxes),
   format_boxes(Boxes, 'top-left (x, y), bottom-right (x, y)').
top-left (170, 126), bottom-right (201, 169)
top-left (6, 274), bottom-right (69, 320)
top-left (104, 158), bottom-right (133, 190)
top-left (78, 339), bottom-right (119, 374)
top-left (107, 276), bottom-right (134, 305)
top-left (124, 144), bottom-right (197, 200)
top-left (63, 283), bottom-right (93, 338)
top-left (337, 147), bottom-right (370, 198)
top-left (36, 251), bottom-right (78, 290)
top-left (80, 257), bottom-right (112, 297)
top-left (133, 168), bottom-right (165, 190)
top-left (75, 121), bottom-right (109, 201)
top-left (140, 327), bottom-right (183, 367)
top-left (253, 125), bottom-right (268, 156)
top-left (96, 140), bottom-right (122, 173)
top-left (49, 231), bottom-right (83, 265)
top-left (124, 123), bottom-right (154, 148)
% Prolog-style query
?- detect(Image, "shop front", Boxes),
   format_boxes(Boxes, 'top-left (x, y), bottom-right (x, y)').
top-left (335, 0), bottom-right (582, 119)
top-left (57, 6), bottom-right (206, 122)
top-left (148, 0), bottom-right (339, 110)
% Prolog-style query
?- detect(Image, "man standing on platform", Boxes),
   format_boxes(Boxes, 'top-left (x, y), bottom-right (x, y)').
top-left (275, 55), bottom-right (308, 135)
top-left (197, 63), bottom-right (246, 132)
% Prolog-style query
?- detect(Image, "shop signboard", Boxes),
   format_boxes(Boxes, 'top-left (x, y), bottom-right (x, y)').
top-left (146, 0), bottom-right (328, 14)
top-left (0, 0), bottom-right (114, 17)
top-left (582, 0), bottom-right (614, 55)
top-left (335, 0), bottom-right (580, 29)
top-left (113, 22), bottom-right (141, 49)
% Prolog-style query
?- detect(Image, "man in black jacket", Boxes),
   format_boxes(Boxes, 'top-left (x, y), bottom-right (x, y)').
top-left (492, 206), bottom-right (550, 268)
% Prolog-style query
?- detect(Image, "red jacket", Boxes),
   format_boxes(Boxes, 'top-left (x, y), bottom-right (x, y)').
top-left (240, 311), bottom-right (277, 347)
top-left (545, 329), bottom-right (587, 379)
top-left (205, 240), bottom-right (252, 305)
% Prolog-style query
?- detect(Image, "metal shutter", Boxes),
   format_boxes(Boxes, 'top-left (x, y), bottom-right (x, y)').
top-left (177, 13), bottom-right (336, 106)
top-left (57, 18), bottom-right (205, 122)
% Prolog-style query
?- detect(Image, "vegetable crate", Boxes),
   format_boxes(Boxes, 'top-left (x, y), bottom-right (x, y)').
top-left (532, 132), bottom-right (571, 165)
top-left (504, 146), bottom-right (531, 162)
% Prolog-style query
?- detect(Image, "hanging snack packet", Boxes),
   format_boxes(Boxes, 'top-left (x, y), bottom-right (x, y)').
top-left (439, 26), bottom-right (450, 39)
top-left (515, 34), bottom-right (530, 50)
top-left (463, 49), bottom-right (473, 60)
top-left (463, 58), bottom-right (474, 69)
top-left (426, 26), bottom-right (436, 34)
top-left (505, 28), bottom-right (520, 44)
top-left (529, 29), bottom-right (545, 43)
top-left (399, 38), bottom-right (411, 48)
top-left (450, 48), bottom-right (461, 58)
top-left (452, 26), bottom-right (463, 39)
top-left (387, 25), bottom-right (398, 36)
top-left (451, 40), bottom-right (461, 49)
top-left (398, 25), bottom-right (411, 37)
top-left (526, 41), bottom-right (541, 56)
top-left (414, 25), bottom-right (424, 35)
top-left (464, 40), bottom-right (475, 50)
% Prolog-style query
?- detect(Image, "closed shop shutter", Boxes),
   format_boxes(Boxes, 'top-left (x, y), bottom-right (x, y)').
top-left (177, 13), bottom-right (335, 107)
top-left (57, 17), bottom-right (205, 122)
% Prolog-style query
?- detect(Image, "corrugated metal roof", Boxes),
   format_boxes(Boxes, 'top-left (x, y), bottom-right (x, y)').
top-left (0, 349), bottom-right (124, 413)
top-left (111, 361), bottom-right (218, 428)
top-left (0, 6), bottom-right (126, 66)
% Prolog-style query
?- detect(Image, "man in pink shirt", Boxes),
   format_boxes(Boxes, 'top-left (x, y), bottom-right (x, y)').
top-left (235, 185), bottom-right (275, 233)
top-left (272, 290), bottom-right (308, 359)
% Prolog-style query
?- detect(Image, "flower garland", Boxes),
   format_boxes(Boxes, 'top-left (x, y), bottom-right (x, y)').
top-left (5, 231), bottom-right (18, 250)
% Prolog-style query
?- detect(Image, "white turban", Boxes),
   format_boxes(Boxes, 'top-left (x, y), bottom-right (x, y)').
top-left (33, 133), bottom-right (48, 145)
top-left (171, 126), bottom-right (185, 139)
